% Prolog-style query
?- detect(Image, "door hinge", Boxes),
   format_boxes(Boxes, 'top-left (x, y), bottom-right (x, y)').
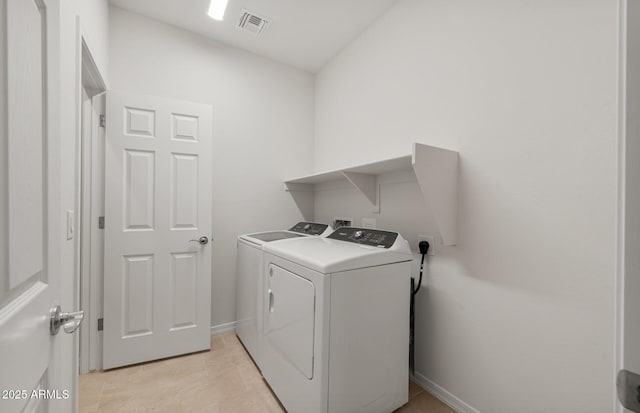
top-left (97, 318), bottom-right (103, 331)
top-left (98, 216), bottom-right (105, 229)
top-left (99, 114), bottom-right (106, 128)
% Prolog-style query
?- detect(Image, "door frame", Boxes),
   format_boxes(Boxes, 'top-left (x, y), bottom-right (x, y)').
top-left (614, 0), bottom-right (640, 412)
top-left (615, 1), bottom-right (626, 411)
top-left (76, 22), bottom-right (107, 374)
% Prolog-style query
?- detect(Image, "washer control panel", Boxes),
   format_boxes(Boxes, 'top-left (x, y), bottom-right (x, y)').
top-left (328, 227), bottom-right (398, 248)
top-left (289, 222), bottom-right (330, 236)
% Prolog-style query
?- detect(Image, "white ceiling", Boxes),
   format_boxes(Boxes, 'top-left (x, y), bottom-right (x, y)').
top-left (108, 0), bottom-right (398, 72)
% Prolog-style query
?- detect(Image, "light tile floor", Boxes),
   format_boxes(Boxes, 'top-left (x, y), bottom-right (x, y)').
top-left (79, 331), bottom-right (455, 413)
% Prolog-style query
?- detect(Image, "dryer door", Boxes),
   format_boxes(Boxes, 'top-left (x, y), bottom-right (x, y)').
top-left (264, 264), bottom-right (315, 379)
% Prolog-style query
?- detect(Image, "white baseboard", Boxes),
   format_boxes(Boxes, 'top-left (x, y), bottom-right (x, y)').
top-left (210, 321), bottom-right (236, 335)
top-left (411, 371), bottom-right (480, 413)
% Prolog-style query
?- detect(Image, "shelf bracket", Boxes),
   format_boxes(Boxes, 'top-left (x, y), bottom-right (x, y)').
top-left (341, 171), bottom-right (379, 213)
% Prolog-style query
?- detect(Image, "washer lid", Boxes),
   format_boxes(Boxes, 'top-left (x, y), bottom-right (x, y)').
top-left (240, 231), bottom-right (305, 246)
top-left (263, 236), bottom-right (411, 274)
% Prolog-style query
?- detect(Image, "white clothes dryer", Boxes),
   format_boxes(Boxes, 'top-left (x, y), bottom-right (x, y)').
top-left (235, 222), bottom-right (332, 370)
top-left (261, 227), bottom-right (412, 413)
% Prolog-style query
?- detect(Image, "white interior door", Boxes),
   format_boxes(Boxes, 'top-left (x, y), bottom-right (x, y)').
top-left (0, 0), bottom-right (74, 412)
top-left (103, 91), bottom-right (213, 369)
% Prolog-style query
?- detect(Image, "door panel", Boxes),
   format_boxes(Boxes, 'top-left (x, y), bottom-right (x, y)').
top-left (170, 252), bottom-right (198, 330)
top-left (171, 113), bottom-right (199, 141)
top-left (122, 254), bottom-right (154, 338)
top-left (6, 0), bottom-right (44, 291)
top-left (124, 150), bottom-right (155, 231)
top-left (124, 107), bottom-right (155, 137)
top-left (265, 264), bottom-right (315, 379)
top-left (170, 153), bottom-right (199, 229)
top-left (0, 284), bottom-right (51, 413)
top-left (104, 91), bottom-right (212, 369)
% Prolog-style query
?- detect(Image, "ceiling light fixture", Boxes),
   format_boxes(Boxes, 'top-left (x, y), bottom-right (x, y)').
top-left (207, 0), bottom-right (229, 21)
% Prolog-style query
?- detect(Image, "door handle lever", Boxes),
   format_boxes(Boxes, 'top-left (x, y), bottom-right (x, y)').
top-left (50, 305), bottom-right (84, 335)
top-left (618, 369), bottom-right (640, 412)
top-left (189, 236), bottom-right (209, 245)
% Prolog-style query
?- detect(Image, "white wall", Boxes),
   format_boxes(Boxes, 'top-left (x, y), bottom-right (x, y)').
top-left (78, 0), bottom-right (110, 83)
top-left (314, 0), bottom-right (618, 412)
top-left (108, 6), bottom-right (315, 327)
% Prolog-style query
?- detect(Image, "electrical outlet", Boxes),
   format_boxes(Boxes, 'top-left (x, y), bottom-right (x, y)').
top-left (417, 235), bottom-right (435, 256)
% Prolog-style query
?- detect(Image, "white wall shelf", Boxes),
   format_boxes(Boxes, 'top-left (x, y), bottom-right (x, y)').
top-left (284, 143), bottom-right (459, 245)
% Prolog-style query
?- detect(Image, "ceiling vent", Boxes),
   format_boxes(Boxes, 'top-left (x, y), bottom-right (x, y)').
top-left (238, 10), bottom-right (270, 35)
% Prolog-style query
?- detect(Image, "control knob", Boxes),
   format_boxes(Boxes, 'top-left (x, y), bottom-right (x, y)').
top-left (354, 230), bottom-right (364, 239)
top-left (303, 224), bottom-right (311, 231)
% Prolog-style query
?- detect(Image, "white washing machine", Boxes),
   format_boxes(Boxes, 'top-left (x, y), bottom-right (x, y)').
top-left (235, 222), bottom-right (332, 370)
top-left (261, 227), bottom-right (412, 413)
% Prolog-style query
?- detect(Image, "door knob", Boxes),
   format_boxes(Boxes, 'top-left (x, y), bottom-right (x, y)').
top-left (189, 236), bottom-right (209, 245)
top-left (50, 305), bottom-right (84, 335)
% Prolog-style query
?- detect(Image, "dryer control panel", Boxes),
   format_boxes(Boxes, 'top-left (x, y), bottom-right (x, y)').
top-left (328, 227), bottom-right (398, 249)
top-left (289, 222), bottom-right (330, 236)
